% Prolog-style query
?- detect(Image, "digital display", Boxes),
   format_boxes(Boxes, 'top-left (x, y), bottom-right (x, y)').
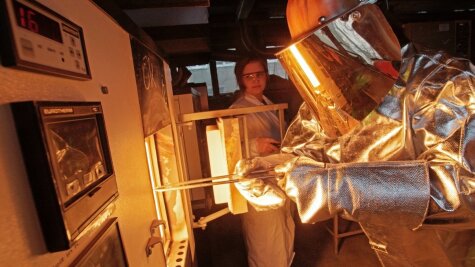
top-left (13, 0), bottom-right (63, 43)
top-left (10, 101), bottom-right (114, 251)
top-left (47, 117), bottom-right (108, 205)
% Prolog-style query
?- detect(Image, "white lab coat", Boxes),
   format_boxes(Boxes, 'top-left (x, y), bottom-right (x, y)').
top-left (230, 93), bottom-right (281, 157)
top-left (230, 93), bottom-right (295, 267)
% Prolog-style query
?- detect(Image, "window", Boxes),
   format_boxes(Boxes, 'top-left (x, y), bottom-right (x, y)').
top-left (187, 61), bottom-right (238, 96)
top-left (187, 64), bottom-right (213, 96)
top-left (187, 59), bottom-right (289, 97)
top-left (267, 59), bottom-right (288, 79)
top-left (216, 61), bottom-right (237, 95)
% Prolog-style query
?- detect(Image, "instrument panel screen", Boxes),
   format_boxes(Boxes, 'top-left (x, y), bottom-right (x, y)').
top-left (13, 0), bottom-right (62, 43)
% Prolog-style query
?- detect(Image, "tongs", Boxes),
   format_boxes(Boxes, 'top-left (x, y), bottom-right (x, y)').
top-left (154, 169), bottom-right (278, 192)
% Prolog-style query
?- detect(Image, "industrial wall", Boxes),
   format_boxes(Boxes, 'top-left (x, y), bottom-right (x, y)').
top-left (0, 0), bottom-right (166, 266)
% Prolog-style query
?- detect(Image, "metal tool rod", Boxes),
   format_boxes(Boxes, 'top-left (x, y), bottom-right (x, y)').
top-left (155, 171), bottom-right (278, 192)
top-left (159, 169), bottom-right (271, 188)
top-left (192, 207), bottom-right (230, 229)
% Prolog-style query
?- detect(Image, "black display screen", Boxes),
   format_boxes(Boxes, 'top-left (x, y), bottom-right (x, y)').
top-left (13, 0), bottom-right (63, 43)
top-left (47, 117), bottom-right (108, 205)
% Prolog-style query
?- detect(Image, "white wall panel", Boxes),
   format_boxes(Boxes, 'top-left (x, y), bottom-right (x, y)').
top-left (0, 0), bottom-right (165, 266)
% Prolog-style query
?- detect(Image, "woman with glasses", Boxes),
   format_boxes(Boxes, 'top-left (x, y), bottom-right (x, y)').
top-left (231, 56), bottom-right (282, 156)
top-left (230, 56), bottom-right (295, 267)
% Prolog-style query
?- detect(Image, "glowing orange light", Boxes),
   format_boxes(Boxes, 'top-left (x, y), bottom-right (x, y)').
top-left (145, 139), bottom-right (166, 238)
top-left (290, 44), bottom-right (321, 88)
top-left (206, 125), bottom-right (230, 204)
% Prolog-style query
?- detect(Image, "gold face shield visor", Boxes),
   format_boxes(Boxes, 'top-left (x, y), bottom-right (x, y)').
top-left (277, 4), bottom-right (401, 138)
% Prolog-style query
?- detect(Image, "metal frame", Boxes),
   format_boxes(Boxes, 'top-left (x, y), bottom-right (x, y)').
top-left (166, 103), bottom-right (288, 228)
top-left (165, 103), bottom-right (288, 192)
top-left (326, 215), bottom-right (364, 255)
top-left (179, 103), bottom-right (287, 138)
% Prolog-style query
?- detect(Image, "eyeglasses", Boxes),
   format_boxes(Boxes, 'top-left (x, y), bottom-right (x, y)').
top-left (242, 71), bottom-right (267, 81)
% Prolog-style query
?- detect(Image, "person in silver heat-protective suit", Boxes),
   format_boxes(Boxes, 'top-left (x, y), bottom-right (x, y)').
top-left (234, 0), bottom-right (475, 266)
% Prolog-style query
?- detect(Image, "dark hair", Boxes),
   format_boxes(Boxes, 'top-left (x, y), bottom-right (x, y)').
top-left (234, 56), bottom-right (269, 91)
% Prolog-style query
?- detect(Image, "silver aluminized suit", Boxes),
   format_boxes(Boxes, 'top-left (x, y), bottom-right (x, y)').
top-left (236, 43), bottom-right (475, 266)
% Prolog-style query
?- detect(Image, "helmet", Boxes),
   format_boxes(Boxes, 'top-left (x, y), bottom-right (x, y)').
top-left (278, 0), bottom-right (401, 137)
top-left (286, 0), bottom-right (372, 40)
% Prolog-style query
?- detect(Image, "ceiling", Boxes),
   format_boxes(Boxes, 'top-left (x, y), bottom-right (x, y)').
top-left (115, 0), bottom-right (289, 66)
top-left (106, 0), bottom-right (475, 67)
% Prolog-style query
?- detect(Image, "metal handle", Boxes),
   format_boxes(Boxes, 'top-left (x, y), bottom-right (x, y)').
top-left (145, 219), bottom-right (167, 257)
top-left (145, 236), bottom-right (163, 257)
top-left (150, 219), bottom-right (166, 235)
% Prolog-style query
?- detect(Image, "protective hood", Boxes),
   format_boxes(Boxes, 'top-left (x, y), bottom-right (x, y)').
top-left (277, 3), bottom-right (401, 138)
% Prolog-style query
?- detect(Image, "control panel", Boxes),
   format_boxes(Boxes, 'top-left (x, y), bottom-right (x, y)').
top-left (1, 0), bottom-right (91, 79)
